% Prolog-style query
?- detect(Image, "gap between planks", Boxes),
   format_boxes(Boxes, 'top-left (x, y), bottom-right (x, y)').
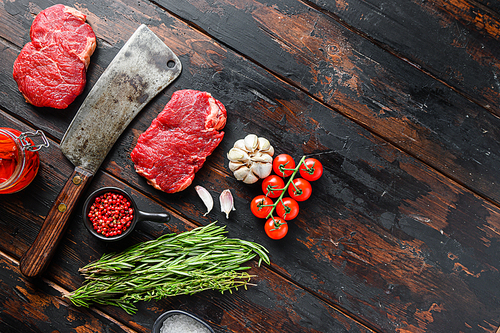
top-left (0, 35), bottom-right (22, 52)
top-left (0, 248), bottom-right (139, 333)
top-left (298, 0), bottom-right (498, 116)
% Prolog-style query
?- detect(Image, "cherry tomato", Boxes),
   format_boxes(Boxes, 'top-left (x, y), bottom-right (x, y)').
top-left (250, 195), bottom-right (274, 219)
top-left (272, 154), bottom-right (296, 177)
top-left (262, 175), bottom-right (285, 198)
top-left (276, 197), bottom-right (299, 220)
top-left (264, 217), bottom-right (288, 240)
top-left (299, 158), bottom-right (323, 181)
top-left (288, 178), bottom-right (312, 201)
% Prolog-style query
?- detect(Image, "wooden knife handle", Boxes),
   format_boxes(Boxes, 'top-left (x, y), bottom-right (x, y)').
top-left (19, 167), bottom-right (93, 278)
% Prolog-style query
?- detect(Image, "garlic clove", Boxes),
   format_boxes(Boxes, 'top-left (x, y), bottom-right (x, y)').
top-left (229, 161), bottom-right (245, 172)
top-left (257, 137), bottom-right (271, 151)
top-left (233, 166), bottom-right (251, 181)
top-left (251, 162), bottom-right (272, 179)
top-left (220, 189), bottom-right (235, 219)
top-left (244, 134), bottom-right (259, 152)
top-left (233, 165), bottom-right (259, 184)
top-left (257, 137), bottom-right (274, 156)
top-left (233, 139), bottom-right (246, 151)
top-left (265, 145), bottom-right (275, 156)
top-left (243, 171), bottom-right (259, 184)
top-left (195, 185), bottom-right (213, 216)
top-left (252, 152), bottom-right (273, 163)
top-left (227, 147), bottom-right (250, 163)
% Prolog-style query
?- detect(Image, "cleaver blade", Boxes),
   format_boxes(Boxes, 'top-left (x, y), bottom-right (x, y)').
top-left (19, 24), bottom-right (182, 278)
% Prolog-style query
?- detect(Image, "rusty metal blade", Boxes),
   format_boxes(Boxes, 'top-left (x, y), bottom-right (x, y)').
top-left (60, 24), bottom-right (181, 173)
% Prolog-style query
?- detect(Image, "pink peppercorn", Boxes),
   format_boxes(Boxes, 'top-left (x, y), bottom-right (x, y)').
top-left (88, 192), bottom-right (134, 237)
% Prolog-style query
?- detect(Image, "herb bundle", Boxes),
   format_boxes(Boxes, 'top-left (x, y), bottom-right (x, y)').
top-left (66, 222), bottom-right (270, 314)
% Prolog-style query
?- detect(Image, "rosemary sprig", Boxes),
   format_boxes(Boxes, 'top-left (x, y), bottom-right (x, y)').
top-left (66, 222), bottom-right (269, 314)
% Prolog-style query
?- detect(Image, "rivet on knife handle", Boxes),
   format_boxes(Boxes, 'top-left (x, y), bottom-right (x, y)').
top-left (58, 203), bottom-right (67, 212)
top-left (19, 167), bottom-right (92, 278)
top-left (72, 175), bottom-right (82, 185)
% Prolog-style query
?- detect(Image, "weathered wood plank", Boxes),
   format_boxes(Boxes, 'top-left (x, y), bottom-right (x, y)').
top-left (40, 33), bottom-right (500, 333)
top-left (475, 1), bottom-right (500, 14)
top-left (89, 18), bottom-right (500, 331)
top-left (308, 0), bottom-right (500, 115)
top-left (0, 252), bottom-right (135, 333)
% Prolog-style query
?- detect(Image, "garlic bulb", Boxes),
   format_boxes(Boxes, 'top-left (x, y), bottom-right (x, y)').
top-left (227, 134), bottom-right (274, 184)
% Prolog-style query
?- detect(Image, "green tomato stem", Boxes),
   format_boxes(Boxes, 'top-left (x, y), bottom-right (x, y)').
top-left (278, 161), bottom-right (293, 175)
top-left (266, 184), bottom-right (284, 196)
top-left (291, 181), bottom-right (301, 193)
top-left (271, 216), bottom-right (287, 229)
top-left (304, 161), bottom-right (315, 174)
top-left (267, 156), bottom-right (306, 219)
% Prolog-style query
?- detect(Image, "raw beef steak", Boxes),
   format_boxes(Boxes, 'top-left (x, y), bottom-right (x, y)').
top-left (131, 90), bottom-right (227, 193)
top-left (13, 4), bottom-right (96, 109)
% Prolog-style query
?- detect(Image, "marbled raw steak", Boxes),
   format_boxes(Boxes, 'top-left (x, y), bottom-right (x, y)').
top-left (13, 4), bottom-right (96, 109)
top-left (131, 90), bottom-right (227, 193)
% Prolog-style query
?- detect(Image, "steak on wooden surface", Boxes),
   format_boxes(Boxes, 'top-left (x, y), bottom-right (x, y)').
top-left (131, 90), bottom-right (227, 193)
top-left (13, 4), bottom-right (96, 109)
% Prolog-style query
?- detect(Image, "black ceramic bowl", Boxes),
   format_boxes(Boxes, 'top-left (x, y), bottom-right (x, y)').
top-left (153, 310), bottom-right (214, 333)
top-left (82, 187), bottom-right (170, 242)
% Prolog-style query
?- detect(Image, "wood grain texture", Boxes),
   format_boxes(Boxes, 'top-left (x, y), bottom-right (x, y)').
top-left (1, 0), bottom-right (500, 332)
top-left (147, 0), bottom-right (500, 207)
top-left (0, 251), bottom-right (135, 333)
top-left (474, 1), bottom-right (500, 14)
top-left (87, 2), bottom-right (500, 330)
top-left (19, 167), bottom-right (92, 278)
top-left (0, 113), bottom-right (370, 332)
top-left (308, 0), bottom-right (500, 115)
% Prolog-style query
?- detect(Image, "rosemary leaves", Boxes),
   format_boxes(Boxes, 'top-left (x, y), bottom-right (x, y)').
top-left (66, 222), bottom-right (270, 314)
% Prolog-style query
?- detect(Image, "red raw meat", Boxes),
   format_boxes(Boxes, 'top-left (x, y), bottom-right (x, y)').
top-left (13, 4), bottom-right (96, 109)
top-left (131, 90), bottom-right (227, 193)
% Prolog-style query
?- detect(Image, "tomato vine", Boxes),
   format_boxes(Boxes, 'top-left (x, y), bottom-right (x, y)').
top-left (251, 155), bottom-right (323, 240)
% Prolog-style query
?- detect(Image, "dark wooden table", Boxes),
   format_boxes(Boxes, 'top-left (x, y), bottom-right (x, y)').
top-left (1, 0), bottom-right (500, 332)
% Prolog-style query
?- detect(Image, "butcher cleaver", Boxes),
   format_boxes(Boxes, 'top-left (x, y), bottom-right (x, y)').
top-left (19, 24), bottom-right (182, 278)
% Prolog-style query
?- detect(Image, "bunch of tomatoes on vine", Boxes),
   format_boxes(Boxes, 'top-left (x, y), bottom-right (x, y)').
top-left (250, 154), bottom-right (323, 240)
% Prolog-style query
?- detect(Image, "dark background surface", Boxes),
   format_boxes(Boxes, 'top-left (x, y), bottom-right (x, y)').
top-left (1, 0), bottom-right (500, 332)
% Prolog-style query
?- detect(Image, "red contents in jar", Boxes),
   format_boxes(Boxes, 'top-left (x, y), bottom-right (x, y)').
top-left (0, 138), bottom-right (17, 183)
top-left (88, 192), bottom-right (134, 237)
top-left (0, 128), bottom-right (40, 194)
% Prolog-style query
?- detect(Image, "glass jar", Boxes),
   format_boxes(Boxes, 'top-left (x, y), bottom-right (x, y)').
top-left (0, 127), bottom-right (49, 194)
